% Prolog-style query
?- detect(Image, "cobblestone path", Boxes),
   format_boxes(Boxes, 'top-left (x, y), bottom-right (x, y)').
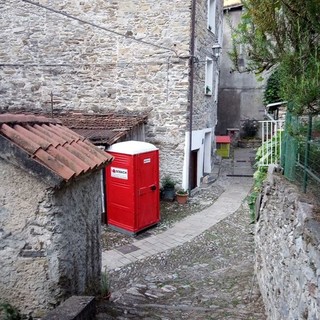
top-left (97, 199), bottom-right (266, 319)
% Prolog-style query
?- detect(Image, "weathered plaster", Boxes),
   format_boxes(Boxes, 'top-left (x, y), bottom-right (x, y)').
top-left (0, 159), bottom-right (102, 316)
top-left (217, 6), bottom-right (266, 135)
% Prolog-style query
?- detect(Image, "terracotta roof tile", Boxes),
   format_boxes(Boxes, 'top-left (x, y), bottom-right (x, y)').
top-left (2, 109), bottom-right (148, 145)
top-left (33, 123), bottom-right (67, 146)
top-left (1, 124), bottom-right (41, 154)
top-left (216, 136), bottom-right (231, 143)
top-left (0, 114), bottom-right (113, 182)
top-left (0, 114), bottom-right (61, 125)
top-left (56, 112), bottom-right (148, 145)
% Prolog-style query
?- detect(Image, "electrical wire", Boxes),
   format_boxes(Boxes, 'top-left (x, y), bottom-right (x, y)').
top-left (0, 61), bottom-right (185, 68)
top-left (22, 0), bottom-right (178, 56)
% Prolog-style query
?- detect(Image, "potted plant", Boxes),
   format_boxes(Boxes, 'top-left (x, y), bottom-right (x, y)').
top-left (175, 189), bottom-right (188, 204)
top-left (161, 175), bottom-right (176, 201)
top-left (238, 119), bottom-right (261, 148)
top-left (100, 268), bottom-right (111, 300)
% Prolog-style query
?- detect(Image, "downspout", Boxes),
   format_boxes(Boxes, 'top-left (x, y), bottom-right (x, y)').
top-left (188, 0), bottom-right (196, 195)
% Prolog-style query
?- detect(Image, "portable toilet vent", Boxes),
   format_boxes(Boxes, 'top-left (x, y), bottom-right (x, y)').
top-left (106, 141), bottom-right (160, 234)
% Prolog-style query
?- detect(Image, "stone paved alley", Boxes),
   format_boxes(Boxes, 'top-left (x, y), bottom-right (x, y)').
top-left (97, 149), bottom-right (267, 319)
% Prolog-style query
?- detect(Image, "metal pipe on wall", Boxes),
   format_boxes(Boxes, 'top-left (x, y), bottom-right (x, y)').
top-left (188, 0), bottom-right (196, 195)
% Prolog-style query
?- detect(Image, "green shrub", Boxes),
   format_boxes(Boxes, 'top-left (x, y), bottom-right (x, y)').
top-left (0, 302), bottom-right (32, 320)
top-left (247, 166), bottom-right (267, 222)
top-left (248, 132), bottom-right (282, 222)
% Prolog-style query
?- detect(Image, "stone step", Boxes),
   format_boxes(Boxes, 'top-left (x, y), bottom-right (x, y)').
top-left (42, 296), bottom-right (95, 320)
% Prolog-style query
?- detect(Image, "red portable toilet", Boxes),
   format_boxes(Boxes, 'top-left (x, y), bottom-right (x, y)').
top-left (106, 141), bottom-right (160, 234)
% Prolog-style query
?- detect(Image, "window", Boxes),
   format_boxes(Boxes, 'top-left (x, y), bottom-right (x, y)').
top-left (205, 57), bottom-right (213, 95)
top-left (208, 0), bottom-right (216, 33)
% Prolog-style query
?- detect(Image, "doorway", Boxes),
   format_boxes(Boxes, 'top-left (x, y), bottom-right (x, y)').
top-left (189, 149), bottom-right (198, 190)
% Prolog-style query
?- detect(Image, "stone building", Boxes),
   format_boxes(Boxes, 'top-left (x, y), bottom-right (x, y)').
top-left (216, 0), bottom-right (266, 138)
top-left (0, 0), bottom-right (223, 190)
top-left (0, 114), bottom-right (113, 317)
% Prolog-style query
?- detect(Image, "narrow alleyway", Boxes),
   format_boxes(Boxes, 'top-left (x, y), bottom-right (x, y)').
top-left (97, 148), bottom-right (266, 319)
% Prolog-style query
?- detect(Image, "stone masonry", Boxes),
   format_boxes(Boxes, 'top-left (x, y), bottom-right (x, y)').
top-left (0, 0), bottom-right (223, 183)
top-left (0, 159), bottom-right (103, 317)
top-left (256, 172), bottom-right (320, 320)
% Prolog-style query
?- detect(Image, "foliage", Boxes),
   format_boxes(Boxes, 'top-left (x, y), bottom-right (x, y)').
top-left (0, 302), bottom-right (32, 320)
top-left (161, 175), bottom-right (176, 189)
top-left (263, 69), bottom-right (281, 105)
top-left (248, 131), bottom-right (282, 221)
top-left (176, 189), bottom-right (188, 195)
top-left (298, 141), bottom-right (320, 174)
top-left (247, 166), bottom-right (267, 222)
top-left (255, 130), bottom-right (283, 165)
top-left (293, 116), bottom-right (320, 174)
top-left (240, 119), bottom-right (259, 138)
top-left (100, 268), bottom-right (111, 296)
top-left (230, 0), bottom-right (320, 115)
top-left (283, 112), bottom-right (320, 198)
top-left (314, 119), bottom-right (320, 133)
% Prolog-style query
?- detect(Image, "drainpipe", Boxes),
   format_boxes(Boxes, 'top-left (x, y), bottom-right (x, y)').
top-left (188, 0), bottom-right (196, 195)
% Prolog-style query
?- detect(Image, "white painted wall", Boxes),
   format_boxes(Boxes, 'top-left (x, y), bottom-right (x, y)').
top-left (182, 128), bottom-right (213, 189)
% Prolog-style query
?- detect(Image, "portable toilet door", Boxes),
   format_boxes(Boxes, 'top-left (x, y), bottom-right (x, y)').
top-left (106, 141), bottom-right (160, 234)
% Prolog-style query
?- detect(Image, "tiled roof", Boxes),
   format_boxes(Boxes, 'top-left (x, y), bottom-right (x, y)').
top-left (4, 109), bottom-right (148, 145)
top-left (224, 0), bottom-right (242, 7)
top-left (57, 112), bottom-right (147, 145)
top-left (0, 114), bottom-right (113, 184)
top-left (216, 135), bottom-right (231, 143)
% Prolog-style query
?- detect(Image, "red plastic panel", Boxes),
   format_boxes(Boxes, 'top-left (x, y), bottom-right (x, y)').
top-left (136, 151), bottom-right (160, 230)
top-left (106, 152), bottom-right (135, 231)
top-left (106, 149), bottom-right (160, 233)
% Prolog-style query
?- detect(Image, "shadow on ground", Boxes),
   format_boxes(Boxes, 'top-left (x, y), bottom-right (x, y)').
top-left (101, 180), bottom-right (225, 251)
top-left (97, 202), bottom-right (266, 320)
top-left (98, 149), bottom-right (266, 319)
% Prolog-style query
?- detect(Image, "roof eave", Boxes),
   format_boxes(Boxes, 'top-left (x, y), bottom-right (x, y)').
top-left (224, 4), bottom-right (243, 11)
top-left (0, 134), bottom-right (64, 188)
top-left (0, 134), bottom-right (113, 189)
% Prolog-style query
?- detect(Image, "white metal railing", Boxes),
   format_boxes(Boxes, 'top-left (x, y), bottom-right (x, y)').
top-left (259, 120), bottom-right (285, 166)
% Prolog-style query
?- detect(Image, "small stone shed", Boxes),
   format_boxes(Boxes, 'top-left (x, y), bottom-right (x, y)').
top-left (0, 114), bottom-right (113, 317)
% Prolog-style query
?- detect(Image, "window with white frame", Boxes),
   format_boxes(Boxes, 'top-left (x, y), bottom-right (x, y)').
top-left (205, 57), bottom-right (213, 95)
top-left (208, 0), bottom-right (216, 33)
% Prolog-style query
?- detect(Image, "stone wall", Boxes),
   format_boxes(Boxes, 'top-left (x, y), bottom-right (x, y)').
top-left (192, 0), bottom-right (222, 131)
top-left (216, 7), bottom-right (266, 135)
top-left (256, 172), bottom-right (320, 320)
top-left (0, 0), bottom-right (191, 179)
top-left (51, 171), bottom-right (102, 299)
top-left (0, 0), bottom-right (222, 182)
top-left (0, 159), bottom-right (102, 317)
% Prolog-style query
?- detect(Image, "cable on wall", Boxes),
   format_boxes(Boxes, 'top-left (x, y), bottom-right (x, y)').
top-left (22, 0), bottom-right (178, 56)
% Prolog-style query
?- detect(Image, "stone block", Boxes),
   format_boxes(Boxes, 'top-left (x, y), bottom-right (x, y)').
top-left (42, 296), bottom-right (96, 320)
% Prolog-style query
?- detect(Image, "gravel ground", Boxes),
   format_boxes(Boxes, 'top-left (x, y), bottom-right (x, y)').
top-left (97, 156), bottom-right (267, 319)
top-left (101, 162), bottom-right (229, 251)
